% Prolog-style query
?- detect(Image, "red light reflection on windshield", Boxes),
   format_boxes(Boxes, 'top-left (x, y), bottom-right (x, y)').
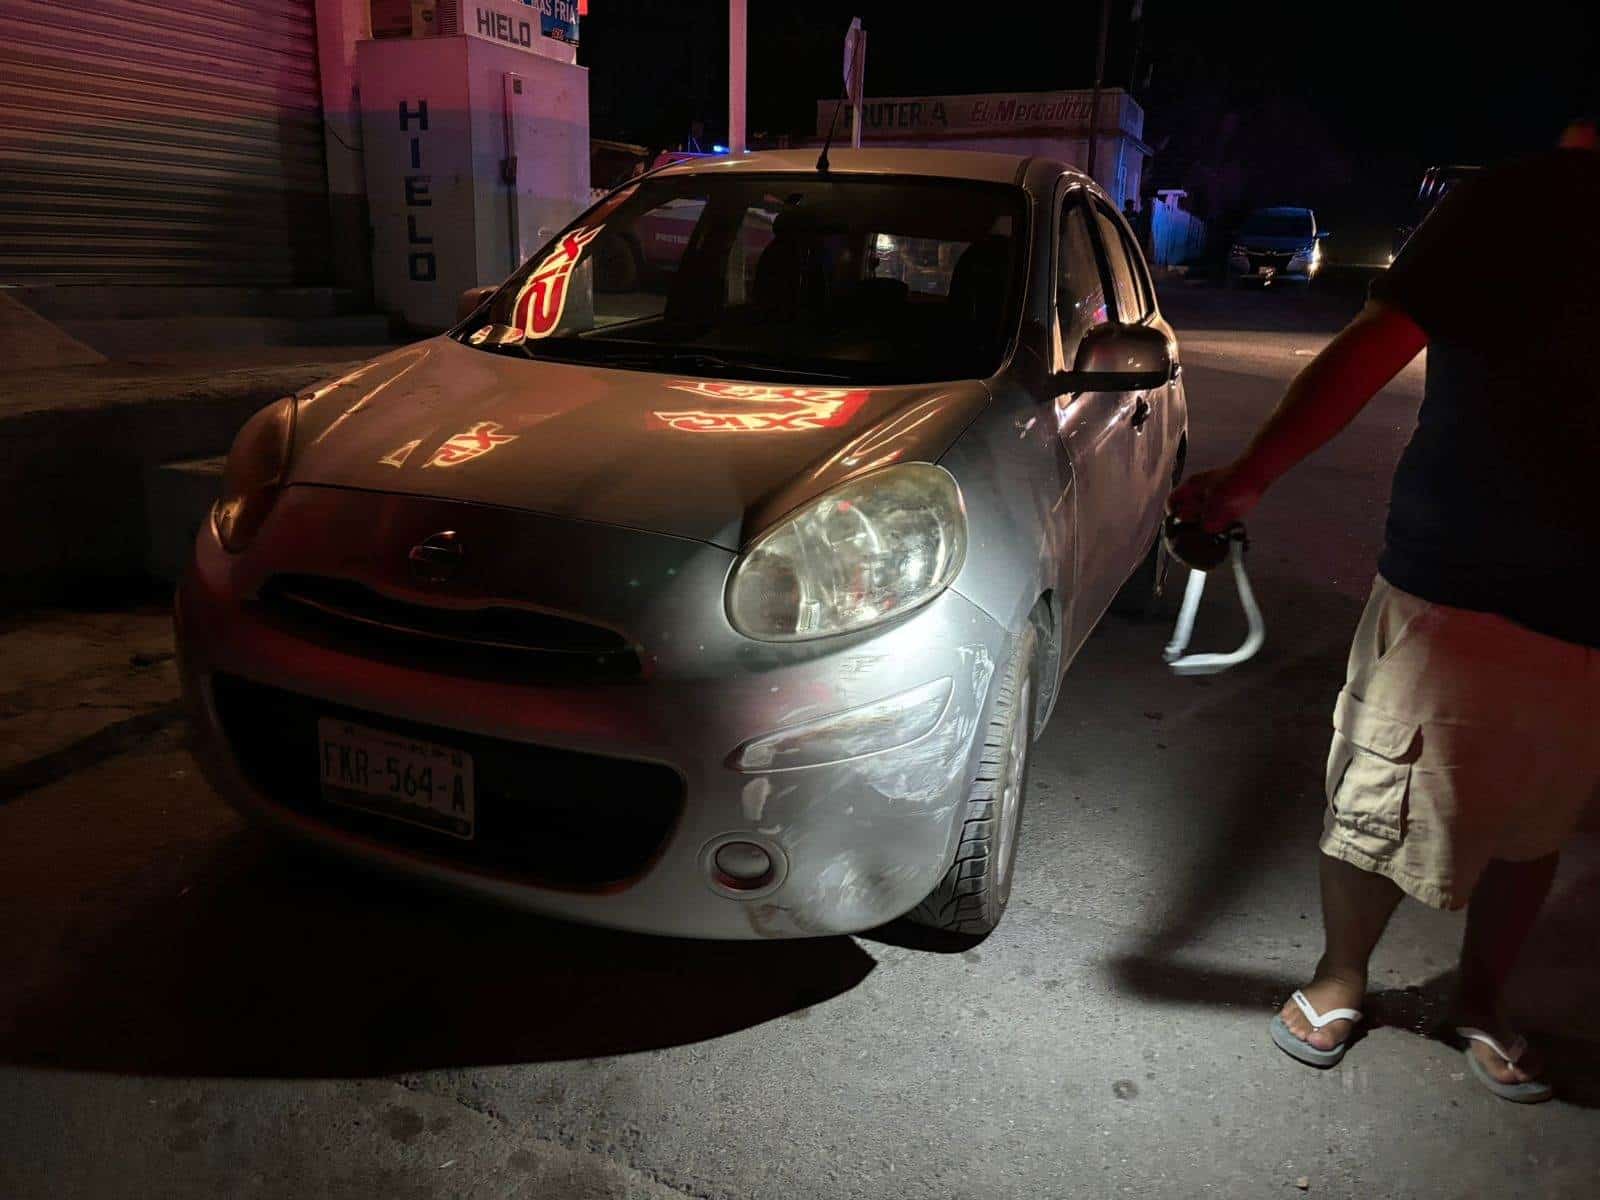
top-left (512, 224), bottom-right (604, 338)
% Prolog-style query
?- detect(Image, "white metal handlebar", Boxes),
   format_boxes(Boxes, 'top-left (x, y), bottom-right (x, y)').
top-left (1162, 540), bottom-right (1265, 675)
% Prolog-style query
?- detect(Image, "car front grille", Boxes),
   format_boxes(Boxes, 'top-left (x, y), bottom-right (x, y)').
top-left (211, 672), bottom-right (683, 891)
top-left (256, 574), bottom-right (641, 683)
top-left (1246, 252), bottom-right (1295, 272)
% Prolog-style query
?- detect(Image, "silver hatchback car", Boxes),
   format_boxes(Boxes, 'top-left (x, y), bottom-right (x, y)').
top-left (178, 149), bottom-right (1186, 940)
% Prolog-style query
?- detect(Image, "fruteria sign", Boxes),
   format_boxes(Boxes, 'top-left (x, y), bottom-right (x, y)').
top-left (816, 89), bottom-right (1130, 139)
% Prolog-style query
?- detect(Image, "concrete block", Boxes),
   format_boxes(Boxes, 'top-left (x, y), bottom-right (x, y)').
top-left (59, 314), bottom-right (396, 358)
top-left (12, 285), bottom-right (358, 321)
top-left (144, 457), bottom-right (225, 582)
top-left (0, 351), bottom-right (378, 604)
top-left (0, 293), bottom-right (105, 372)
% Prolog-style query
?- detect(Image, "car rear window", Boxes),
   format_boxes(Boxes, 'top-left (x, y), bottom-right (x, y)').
top-left (456, 173), bottom-right (1029, 386)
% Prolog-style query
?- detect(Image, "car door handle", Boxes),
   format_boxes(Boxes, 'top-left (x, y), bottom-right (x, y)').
top-left (1131, 396), bottom-right (1152, 429)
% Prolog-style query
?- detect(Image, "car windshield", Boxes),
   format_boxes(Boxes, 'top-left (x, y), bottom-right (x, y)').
top-left (455, 173), bottom-right (1029, 385)
top-left (1240, 211), bottom-right (1314, 239)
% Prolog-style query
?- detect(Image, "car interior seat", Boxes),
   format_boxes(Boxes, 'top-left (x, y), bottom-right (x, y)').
top-left (946, 235), bottom-right (1012, 343)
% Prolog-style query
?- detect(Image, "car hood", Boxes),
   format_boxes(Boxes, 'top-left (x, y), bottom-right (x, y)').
top-left (1237, 233), bottom-right (1314, 252)
top-left (287, 337), bottom-right (993, 550)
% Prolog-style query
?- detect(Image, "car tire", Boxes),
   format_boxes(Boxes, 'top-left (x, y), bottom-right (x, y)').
top-left (906, 625), bottom-right (1036, 938)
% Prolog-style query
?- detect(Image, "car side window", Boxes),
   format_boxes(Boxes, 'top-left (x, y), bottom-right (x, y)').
top-left (1091, 203), bottom-right (1145, 323)
top-left (1056, 198), bottom-right (1109, 368)
top-left (1114, 218), bottom-right (1155, 319)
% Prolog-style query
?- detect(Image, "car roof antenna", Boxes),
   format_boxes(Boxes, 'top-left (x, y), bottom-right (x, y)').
top-left (816, 91), bottom-right (848, 173)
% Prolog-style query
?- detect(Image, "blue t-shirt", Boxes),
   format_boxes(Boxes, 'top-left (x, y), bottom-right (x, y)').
top-left (1370, 149), bottom-right (1599, 649)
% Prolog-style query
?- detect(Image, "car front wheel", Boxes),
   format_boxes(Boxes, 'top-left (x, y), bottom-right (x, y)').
top-left (907, 625), bottom-right (1036, 938)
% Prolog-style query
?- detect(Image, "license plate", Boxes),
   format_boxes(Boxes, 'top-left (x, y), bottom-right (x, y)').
top-left (318, 718), bottom-right (475, 840)
top-left (1256, 265), bottom-right (1274, 276)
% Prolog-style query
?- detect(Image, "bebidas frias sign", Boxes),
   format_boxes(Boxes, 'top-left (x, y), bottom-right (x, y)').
top-left (466, 0), bottom-right (580, 49)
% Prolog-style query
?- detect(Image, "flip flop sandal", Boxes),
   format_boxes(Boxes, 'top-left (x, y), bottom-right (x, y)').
top-left (1456, 1027), bottom-right (1554, 1104)
top-left (1270, 989), bottom-right (1363, 1068)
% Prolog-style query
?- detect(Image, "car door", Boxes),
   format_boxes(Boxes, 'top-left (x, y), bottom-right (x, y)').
top-left (1051, 187), bottom-right (1141, 651)
top-left (1090, 198), bottom-right (1177, 562)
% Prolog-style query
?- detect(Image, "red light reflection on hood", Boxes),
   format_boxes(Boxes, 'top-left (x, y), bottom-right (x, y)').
top-left (423, 421), bottom-right (518, 468)
top-left (652, 382), bottom-right (869, 433)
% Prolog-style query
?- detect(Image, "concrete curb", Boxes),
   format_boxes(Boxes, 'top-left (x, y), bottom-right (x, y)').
top-left (0, 358), bottom-right (374, 606)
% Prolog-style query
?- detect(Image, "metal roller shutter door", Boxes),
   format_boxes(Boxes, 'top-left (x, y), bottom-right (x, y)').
top-left (0, 0), bottom-right (332, 285)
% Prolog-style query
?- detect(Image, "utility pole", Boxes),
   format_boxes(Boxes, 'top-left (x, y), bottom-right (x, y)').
top-left (729, 0), bottom-right (747, 153)
top-left (846, 21), bottom-right (867, 148)
top-left (1085, 0), bottom-right (1111, 181)
top-left (1128, 0), bottom-right (1146, 101)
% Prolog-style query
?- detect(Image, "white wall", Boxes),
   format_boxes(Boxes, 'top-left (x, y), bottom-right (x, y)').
top-left (848, 133), bottom-right (1145, 207)
top-left (464, 37), bottom-right (590, 281)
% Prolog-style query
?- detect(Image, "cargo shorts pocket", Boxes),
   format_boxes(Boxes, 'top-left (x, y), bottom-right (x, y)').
top-left (1324, 688), bottom-right (1421, 856)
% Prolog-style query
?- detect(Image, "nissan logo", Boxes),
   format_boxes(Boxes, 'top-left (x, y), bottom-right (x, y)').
top-left (408, 530), bottom-right (463, 583)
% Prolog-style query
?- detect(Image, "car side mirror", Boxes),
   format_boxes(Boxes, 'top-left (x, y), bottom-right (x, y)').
top-left (1057, 323), bottom-right (1174, 393)
top-left (455, 285), bottom-right (497, 323)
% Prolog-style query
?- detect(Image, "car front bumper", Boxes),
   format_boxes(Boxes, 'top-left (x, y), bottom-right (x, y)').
top-left (1228, 252), bottom-right (1318, 280)
top-left (177, 484), bottom-right (1014, 939)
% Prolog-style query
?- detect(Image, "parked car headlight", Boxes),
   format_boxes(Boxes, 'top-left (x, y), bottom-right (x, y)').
top-left (212, 396), bottom-right (296, 553)
top-left (727, 464), bottom-right (967, 641)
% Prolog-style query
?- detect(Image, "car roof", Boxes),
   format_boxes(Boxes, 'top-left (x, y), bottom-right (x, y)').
top-left (648, 147), bottom-right (1064, 187)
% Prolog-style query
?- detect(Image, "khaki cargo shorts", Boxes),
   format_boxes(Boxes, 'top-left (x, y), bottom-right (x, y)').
top-left (1321, 576), bottom-right (1600, 909)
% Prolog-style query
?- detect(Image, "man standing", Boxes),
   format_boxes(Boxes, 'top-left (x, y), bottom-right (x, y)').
top-left (1170, 118), bottom-right (1599, 1103)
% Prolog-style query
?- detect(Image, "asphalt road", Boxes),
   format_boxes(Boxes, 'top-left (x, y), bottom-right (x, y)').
top-left (3, 285), bottom-right (1596, 1199)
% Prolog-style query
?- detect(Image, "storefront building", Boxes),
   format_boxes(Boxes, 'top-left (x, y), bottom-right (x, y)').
top-left (0, 0), bottom-right (587, 304)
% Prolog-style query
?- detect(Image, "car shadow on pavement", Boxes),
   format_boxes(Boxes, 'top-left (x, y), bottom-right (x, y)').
top-left (0, 830), bottom-right (876, 1078)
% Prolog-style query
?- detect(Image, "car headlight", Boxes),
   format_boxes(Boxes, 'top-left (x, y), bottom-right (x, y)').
top-left (212, 396), bottom-right (296, 553)
top-left (726, 463), bottom-right (967, 641)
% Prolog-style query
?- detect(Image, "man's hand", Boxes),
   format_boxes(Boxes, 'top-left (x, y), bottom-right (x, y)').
top-left (1168, 463), bottom-right (1266, 533)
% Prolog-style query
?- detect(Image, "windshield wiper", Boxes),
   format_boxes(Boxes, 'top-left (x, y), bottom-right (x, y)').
top-left (455, 325), bottom-right (539, 357)
top-left (461, 332), bottom-right (854, 382)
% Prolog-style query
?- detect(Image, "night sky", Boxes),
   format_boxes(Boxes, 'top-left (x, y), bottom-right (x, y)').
top-left (579, 1), bottom-right (1597, 250)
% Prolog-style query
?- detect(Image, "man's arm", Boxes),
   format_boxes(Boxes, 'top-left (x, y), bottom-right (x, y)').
top-left (1169, 300), bottom-right (1428, 531)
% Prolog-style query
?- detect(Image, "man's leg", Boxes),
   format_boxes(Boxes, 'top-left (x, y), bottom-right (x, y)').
top-left (1455, 852), bottom-right (1560, 1083)
top-left (1279, 852), bottom-right (1405, 1049)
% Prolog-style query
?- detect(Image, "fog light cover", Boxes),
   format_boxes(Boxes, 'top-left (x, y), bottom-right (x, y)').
top-left (713, 841), bottom-right (773, 884)
top-left (729, 677), bottom-right (953, 773)
top-left (701, 833), bottom-right (788, 900)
